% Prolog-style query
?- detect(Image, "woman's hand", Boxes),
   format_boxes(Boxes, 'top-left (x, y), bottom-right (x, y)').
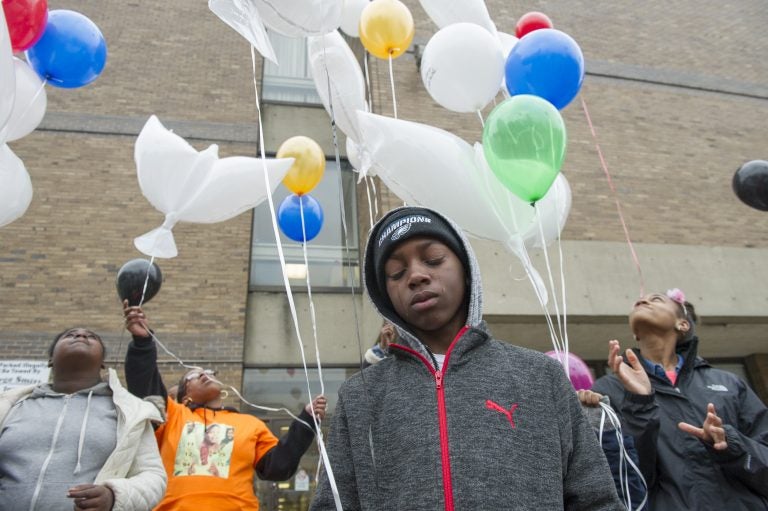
top-left (123, 299), bottom-right (150, 338)
top-left (608, 339), bottom-right (652, 395)
top-left (68, 484), bottom-right (114, 511)
top-left (306, 395), bottom-right (328, 421)
top-left (679, 403), bottom-right (728, 450)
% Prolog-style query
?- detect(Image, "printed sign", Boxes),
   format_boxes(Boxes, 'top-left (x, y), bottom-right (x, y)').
top-left (0, 360), bottom-right (50, 392)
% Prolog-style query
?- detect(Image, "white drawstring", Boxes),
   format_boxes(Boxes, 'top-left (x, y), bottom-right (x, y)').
top-left (74, 390), bottom-right (94, 474)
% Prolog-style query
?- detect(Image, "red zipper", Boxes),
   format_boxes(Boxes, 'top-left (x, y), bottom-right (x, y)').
top-left (390, 325), bottom-right (468, 511)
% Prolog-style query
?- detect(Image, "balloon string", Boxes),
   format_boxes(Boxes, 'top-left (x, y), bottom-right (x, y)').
top-left (598, 402), bottom-right (649, 510)
top-left (363, 174), bottom-right (374, 231)
top-left (363, 50), bottom-right (373, 114)
top-left (251, 46), bottom-right (342, 511)
top-left (554, 185), bottom-right (570, 359)
top-left (251, 47), bottom-right (315, 401)
top-left (476, 110), bottom-right (485, 128)
top-left (320, 36), bottom-right (367, 377)
top-left (534, 203), bottom-right (568, 375)
top-left (388, 53), bottom-right (397, 119)
top-left (146, 329), bottom-right (311, 428)
top-left (138, 255), bottom-right (156, 308)
top-left (475, 147), bottom-right (561, 351)
top-left (299, 198), bottom-right (325, 396)
top-left (369, 175), bottom-right (380, 220)
top-left (580, 96), bottom-right (645, 296)
top-left (496, 192), bottom-right (560, 349)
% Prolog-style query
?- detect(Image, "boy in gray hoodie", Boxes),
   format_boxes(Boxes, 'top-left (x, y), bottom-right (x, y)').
top-left (0, 328), bottom-right (166, 511)
top-left (310, 206), bottom-right (622, 511)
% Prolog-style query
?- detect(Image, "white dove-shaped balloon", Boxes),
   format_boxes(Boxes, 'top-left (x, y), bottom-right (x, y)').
top-left (0, 144), bottom-right (33, 228)
top-left (0, 7), bottom-right (15, 131)
top-left (209, 0), bottom-right (342, 65)
top-left (133, 115), bottom-right (293, 258)
top-left (356, 111), bottom-right (563, 304)
top-left (0, 9), bottom-right (34, 229)
top-left (209, 0), bottom-right (278, 64)
top-left (251, 0), bottom-right (341, 38)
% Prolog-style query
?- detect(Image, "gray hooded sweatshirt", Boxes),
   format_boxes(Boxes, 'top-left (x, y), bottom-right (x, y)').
top-left (0, 368), bottom-right (167, 511)
top-left (311, 207), bottom-right (622, 511)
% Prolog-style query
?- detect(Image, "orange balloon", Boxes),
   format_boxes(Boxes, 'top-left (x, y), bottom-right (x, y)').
top-left (359, 0), bottom-right (414, 60)
top-left (278, 136), bottom-right (326, 195)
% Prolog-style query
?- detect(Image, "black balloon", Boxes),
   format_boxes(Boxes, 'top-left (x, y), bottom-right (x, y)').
top-left (116, 259), bottom-right (163, 306)
top-left (732, 160), bottom-right (768, 212)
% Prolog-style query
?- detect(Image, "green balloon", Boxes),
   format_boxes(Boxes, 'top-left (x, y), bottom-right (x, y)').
top-left (482, 95), bottom-right (567, 203)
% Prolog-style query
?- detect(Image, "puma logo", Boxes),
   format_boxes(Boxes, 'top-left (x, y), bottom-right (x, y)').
top-left (486, 400), bottom-right (519, 428)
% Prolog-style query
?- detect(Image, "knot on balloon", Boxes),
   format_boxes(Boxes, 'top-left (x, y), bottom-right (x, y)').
top-left (161, 213), bottom-right (179, 230)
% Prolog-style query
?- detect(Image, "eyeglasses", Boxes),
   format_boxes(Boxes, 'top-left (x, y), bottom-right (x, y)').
top-left (185, 369), bottom-right (217, 382)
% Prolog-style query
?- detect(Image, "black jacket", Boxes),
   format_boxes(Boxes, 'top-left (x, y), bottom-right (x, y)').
top-left (593, 337), bottom-right (768, 510)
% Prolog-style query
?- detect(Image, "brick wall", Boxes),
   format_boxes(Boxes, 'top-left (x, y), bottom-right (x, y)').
top-left (1, 0), bottom-right (766, 393)
top-left (369, 0), bottom-right (768, 247)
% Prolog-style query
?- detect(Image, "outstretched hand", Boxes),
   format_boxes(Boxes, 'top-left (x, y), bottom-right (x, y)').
top-left (678, 403), bottom-right (728, 450)
top-left (306, 394), bottom-right (328, 422)
top-left (68, 484), bottom-right (114, 511)
top-left (123, 299), bottom-right (150, 338)
top-left (608, 339), bottom-right (652, 395)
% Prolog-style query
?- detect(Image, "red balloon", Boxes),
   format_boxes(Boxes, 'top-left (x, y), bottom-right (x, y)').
top-left (2, 0), bottom-right (48, 52)
top-left (515, 11), bottom-right (553, 39)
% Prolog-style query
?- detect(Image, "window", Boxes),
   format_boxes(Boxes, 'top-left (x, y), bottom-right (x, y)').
top-left (243, 366), bottom-right (358, 511)
top-left (262, 31), bottom-right (322, 105)
top-left (249, 159), bottom-right (359, 289)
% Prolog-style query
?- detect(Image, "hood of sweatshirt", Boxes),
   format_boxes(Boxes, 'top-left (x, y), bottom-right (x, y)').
top-left (363, 206), bottom-right (484, 363)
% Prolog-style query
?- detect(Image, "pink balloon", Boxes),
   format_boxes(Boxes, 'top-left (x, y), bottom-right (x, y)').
top-left (545, 351), bottom-right (594, 390)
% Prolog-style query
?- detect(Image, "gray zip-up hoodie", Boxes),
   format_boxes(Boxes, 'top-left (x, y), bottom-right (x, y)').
top-left (311, 207), bottom-right (622, 511)
top-left (0, 368), bottom-right (167, 511)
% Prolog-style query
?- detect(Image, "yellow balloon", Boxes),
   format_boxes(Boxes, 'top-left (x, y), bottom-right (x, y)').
top-left (359, 0), bottom-right (415, 60)
top-left (278, 136), bottom-right (326, 195)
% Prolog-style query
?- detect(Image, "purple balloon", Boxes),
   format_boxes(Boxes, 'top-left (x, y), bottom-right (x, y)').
top-left (545, 350), bottom-right (594, 390)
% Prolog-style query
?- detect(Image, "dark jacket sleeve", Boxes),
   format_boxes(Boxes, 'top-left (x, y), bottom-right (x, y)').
top-left (600, 432), bottom-right (648, 510)
top-left (256, 408), bottom-right (316, 481)
top-left (124, 333), bottom-right (168, 401)
top-left (704, 380), bottom-right (768, 498)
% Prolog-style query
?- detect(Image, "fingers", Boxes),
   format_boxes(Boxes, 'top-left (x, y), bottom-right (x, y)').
top-left (624, 348), bottom-right (643, 370)
top-left (68, 484), bottom-right (97, 496)
top-left (309, 395), bottom-right (328, 420)
top-left (680, 406), bottom-right (729, 451)
top-left (607, 340), bottom-right (622, 373)
top-left (678, 421), bottom-right (705, 440)
top-left (704, 403), bottom-right (727, 450)
top-left (68, 484), bottom-right (113, 511)
top-left (577, 389), bottom-right (602, 407)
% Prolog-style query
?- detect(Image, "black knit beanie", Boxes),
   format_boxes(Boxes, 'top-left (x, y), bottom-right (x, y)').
top-left (365, 207), bottom-right (470, 316)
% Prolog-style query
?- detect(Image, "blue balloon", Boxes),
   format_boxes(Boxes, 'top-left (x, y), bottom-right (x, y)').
top-left (278, 194), bottom-right (324, 243)
top-left (25, 10), bottom-right (107, 89)
top-left (505, 29), bottom-right (584, 110)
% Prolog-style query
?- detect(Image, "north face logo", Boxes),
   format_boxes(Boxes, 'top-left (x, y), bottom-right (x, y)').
top-left (707, 384), bottom-right (729, 392)
top-left (390, 224), bottom-right (411, 241)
